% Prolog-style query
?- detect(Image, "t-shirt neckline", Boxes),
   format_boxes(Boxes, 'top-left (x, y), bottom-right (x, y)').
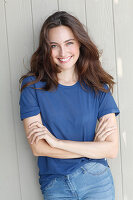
top-left (58, 81), bottom-right (79, 88)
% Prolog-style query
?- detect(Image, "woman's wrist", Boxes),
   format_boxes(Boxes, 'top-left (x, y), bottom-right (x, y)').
top-left (55, 139), bottom-right (63, 149)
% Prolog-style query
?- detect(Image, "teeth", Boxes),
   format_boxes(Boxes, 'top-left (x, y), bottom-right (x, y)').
top-left (59, 56), bottom-right (71, 62)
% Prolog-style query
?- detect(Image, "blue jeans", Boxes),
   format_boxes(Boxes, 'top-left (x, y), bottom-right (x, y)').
top-left (42, 162), bottom-right (115, 200)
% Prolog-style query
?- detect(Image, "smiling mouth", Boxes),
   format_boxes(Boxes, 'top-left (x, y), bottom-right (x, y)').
top-left (58, 56), bottom-right (72, 63)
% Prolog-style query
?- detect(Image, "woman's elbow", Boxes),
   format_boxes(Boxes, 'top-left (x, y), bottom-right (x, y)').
top-left (109, 143), bottom-right (119, 159)
top-left (31, 140), bottom-right (50, 157)
top-left (30, 147), bottom-right (38, 156)
top-left (30, 144), bottom-right (40, 156)
top-left (33, 150), bottom-right (39, 156)
top-left (109, 151), bottom-right (118, 159)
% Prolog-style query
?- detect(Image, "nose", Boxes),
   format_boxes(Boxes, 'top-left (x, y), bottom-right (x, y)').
top-left (59, 46), bottom-right (66, 57)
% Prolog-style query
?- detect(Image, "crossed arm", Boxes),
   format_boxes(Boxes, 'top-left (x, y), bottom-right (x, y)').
top-left (23, 113), bottom-right (119, 159)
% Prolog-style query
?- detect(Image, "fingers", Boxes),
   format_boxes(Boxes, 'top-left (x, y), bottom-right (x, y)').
top-left (94, 129), bottom-right (115, 142)
top-left (30, 131), bottom-right (45, 144)
top-left (36, 135), bottom-right (46, 144)
top-left (94, 126), bottom-right (117, 142)
top-left (27, 127), bottom-right (46, 138)
top-left (102, 129), bottom-right (116, 141)
top-left (27, 122), bottom-right (47, 144)
top-left (94, 131), bottom-right (109, 142)
top-left (95, 117), bottom-right (111, 135)
top-left (27, 122), bottom-right (51, 144)
top-left (28, 121), bottom-right (43, 128)
top-left (95, 126), bottom-right (117, 139)
top-left (96, 117), bottom-right (105, 133)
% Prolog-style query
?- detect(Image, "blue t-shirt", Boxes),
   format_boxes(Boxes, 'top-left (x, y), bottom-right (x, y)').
top-left (19, 76), bottom-right (120, 193)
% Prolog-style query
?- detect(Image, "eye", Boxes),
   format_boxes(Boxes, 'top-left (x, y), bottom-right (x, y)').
top-left (66, 42), bottom-right (73, 45)
top-left (51, 45), bottom-right (57, 48)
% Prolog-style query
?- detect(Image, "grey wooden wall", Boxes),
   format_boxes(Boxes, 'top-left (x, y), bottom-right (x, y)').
top-left (0, 0), bottom-right (132, 199)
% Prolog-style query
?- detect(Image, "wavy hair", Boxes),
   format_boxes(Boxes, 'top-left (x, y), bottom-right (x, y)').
top-left (19, 11), bottom-right (115, 94)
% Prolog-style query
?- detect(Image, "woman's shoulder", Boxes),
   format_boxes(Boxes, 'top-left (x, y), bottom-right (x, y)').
top-left (21, 75), bottom-right (46, 88)
top-left (21, 75), bottom-right (36, 86)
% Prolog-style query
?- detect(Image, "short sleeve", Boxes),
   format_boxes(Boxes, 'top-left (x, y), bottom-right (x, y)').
top-left (97, 84), bottom-right (120, 120)
top-left (19, 76), bottom-right (40, 121)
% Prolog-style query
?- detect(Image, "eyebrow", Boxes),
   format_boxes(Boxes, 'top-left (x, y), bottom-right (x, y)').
top-left (50, 39), bottom-right (75, 44)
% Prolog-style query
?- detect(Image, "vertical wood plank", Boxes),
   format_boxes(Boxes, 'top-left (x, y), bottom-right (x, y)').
top-left (86, 0), bottom-right (117, 82)
top-left (0, 0), bottom-right (22, 199)
top-left (4, 0), bottom-right (43, 199)
top-left (32, 0), bottom-right (58, 50)
top-left (58, 0), bottom-right (86, 26)
top-left (113, 0), bottom-right (133, 199)
top-left (85, 1), bottom-right (122, 199)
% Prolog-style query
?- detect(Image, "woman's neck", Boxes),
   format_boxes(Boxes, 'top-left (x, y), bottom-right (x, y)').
top-left (57, 68), bottom-right (78, 84)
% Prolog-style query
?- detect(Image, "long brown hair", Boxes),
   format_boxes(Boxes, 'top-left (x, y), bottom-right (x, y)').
top-left (19, 11), bottom-right (115, 94)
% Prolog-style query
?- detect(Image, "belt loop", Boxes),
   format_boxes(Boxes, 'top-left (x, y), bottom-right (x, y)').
top-left (80, 166), bottom-right (86, 174)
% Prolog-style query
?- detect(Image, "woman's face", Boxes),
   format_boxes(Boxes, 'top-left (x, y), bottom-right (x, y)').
top-left (48, 25), bottom-right (80, 71)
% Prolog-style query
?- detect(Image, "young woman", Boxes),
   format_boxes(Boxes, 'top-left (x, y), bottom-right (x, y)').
top-left (19, 11), bottom-right (120, 200)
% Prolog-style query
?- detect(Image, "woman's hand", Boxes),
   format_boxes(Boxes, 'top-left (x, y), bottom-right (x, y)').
top-left (94, 115), bottom-right (117, 142)
top-left (27, 121), bottom-right (60, 148)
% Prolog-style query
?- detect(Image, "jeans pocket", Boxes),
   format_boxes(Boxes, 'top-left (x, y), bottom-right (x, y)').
top-left (43, 178), bottom-right (57, 192)
top-left (83, 162), bottom-right (109, 176)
